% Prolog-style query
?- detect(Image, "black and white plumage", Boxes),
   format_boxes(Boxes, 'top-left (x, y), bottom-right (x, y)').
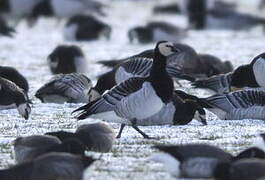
top-left (0, 18), bottom-right (15, 37)
top-left (198, 90), bottom-right (265, 120)
top-left (152, 143), bottom-right (265, 179)
top-left (46, 122), bottom-right (115, 152)
top-left (30, 0), bottom-right (105, 20)
top-left (13, 135), bottom-right (85, 163)
top-left (193, 52), bottom-right (265, 94)
top-left (35, 73), bottom-right (99, 104)
top-left (0, 66), bottom-right (29, 92)
top-left (47, 45), bottom-right (88, 74)
top-left (64, 15), bottom-right (111, 41)
top-left (0, 152), bottom-right (95, 180)
top-left (73, 41), bottom-right (177, 138)
top-left (128, 22), bottom-right (187, 44)
top-left (0, 77), bottom-right (31, 119)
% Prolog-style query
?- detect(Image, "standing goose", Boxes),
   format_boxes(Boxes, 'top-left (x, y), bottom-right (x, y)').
top-left (73, 41), bottom-right (177, 139)
top-left (0, 77), bottom-right (31, 119)
top-left (35, 73), bottom-right (99, 104)
top-left (0, 152), bottom-right (95, 180)
top-left (197, 90), bottom-right (265, 120)
top-left (46, 122), bottom-right (115, 152)
top-left (193, 53), bottom-right (265, 94)
top-left (14, 135), bottom-right (85, 163)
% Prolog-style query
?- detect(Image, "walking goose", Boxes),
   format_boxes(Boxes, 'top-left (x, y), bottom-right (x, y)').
top-left (73, 41), bottom-right (177, 139)
top-left (0, 77), bottom-right (31, 119)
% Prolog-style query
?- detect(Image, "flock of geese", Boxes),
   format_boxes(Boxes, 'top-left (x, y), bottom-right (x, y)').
top-left (2, 0), bottom-right (265, 180)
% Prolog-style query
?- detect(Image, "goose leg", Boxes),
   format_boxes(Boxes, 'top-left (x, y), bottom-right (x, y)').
top-left (116, 124), bottom-right (126, 138)
top-left (131, 119), bottom-right (152, 139)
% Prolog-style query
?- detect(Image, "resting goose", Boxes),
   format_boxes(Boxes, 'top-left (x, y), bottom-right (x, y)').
top-left (46, 122), bottom-right (115, 152)
top-left (14, 135), bottom-right (85, 163)
top-left (0, 152), bottom-right (95, 180)
top-left (0, 77), bottom-right (31, 119)
top-left (193, 52), bottom-right (265, 94)
top-left (152, 143), bottom-right (265, 179)
top-left (35, 73), bottom-right (99, 104)
top-left (73, 41), bottom-right (177, 139)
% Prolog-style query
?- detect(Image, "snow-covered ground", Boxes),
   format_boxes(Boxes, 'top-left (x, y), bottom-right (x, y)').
top-left (1, 0), bottom-right (265, 179)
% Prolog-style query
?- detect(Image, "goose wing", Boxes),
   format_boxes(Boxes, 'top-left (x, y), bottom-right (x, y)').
top-left (203, 90), bottom-right (265, 112)
top-left (73, 77), bottom-right (146, 120)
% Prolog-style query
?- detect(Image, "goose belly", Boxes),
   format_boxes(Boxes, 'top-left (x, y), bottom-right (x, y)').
top-left (136, 103), bottom-right (175, 126)
top-left (226, 106), bottom-right (265, 120)
top-left (115, 82), bottom-right (164, 120)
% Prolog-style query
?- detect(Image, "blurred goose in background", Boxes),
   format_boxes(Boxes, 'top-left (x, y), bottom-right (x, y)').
top-left (35, 73), bottom-right (99, 104)
top-left (46, 122), bottom-right (115, 152)
top-left (30, 0), bottom-right (105, 21)
top-left (73, 41), bottom-right (177, 139)
top-left (151, 142), bottom-right (265, 179)
top-left (48, 45), bottom-right (88, 74)
top-left (128, 22), bottom-right (187, 44)
top-left (0, 152), bottom-right (95, 180)
top-left (14, 135), bottom-right (85, 163)
top-left (152, 3), bottom-right (181, 14)
top-left (193, 52), bottom-right (265, 94)
top-left (0, 77), bottom-right (30, 119)
top-left (186, 0), bottom-right (265, 30)
top-left (64, 15), bottom-right (111, 41)
top-left (0, 66), bottom-right (29, 92)
top-left (0, 18), bottom-right (15, 37)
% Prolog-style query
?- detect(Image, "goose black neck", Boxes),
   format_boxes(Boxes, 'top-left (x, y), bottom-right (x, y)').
top-left (150, 51), bottom-right (167, 76)
top-left (0, 161), bottom-right (33, 180)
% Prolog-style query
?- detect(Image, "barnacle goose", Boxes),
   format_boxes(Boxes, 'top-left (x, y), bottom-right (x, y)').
top-left (0, 66), bottom-right (29, 92)
top-left (73, 41), bottom-right (177, 139)
top-left (197, 90), bottom-right (265, 120)
top-left (151, 143), bottom-right (265, 179)
top-left (0, 152), bottom-right (95, 180)
top-left (0, 77), bottom-right (31, 119)
top-left (193, 52), bottom-right (265, 93)
top-left (14, 135), bottom-right (85, 163)
top-left (64, 15), bottom-right (111, 41)
top-left (128, 22), bottom-right (186, 44)
top-left (46, 122), bottom-right (115, 152)
top-left (35, 73), bottom-right (99, 104)
top-left (47, 45), bottom-right (88, 74)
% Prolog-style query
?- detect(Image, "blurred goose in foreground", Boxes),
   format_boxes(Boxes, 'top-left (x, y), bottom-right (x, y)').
top-left (73, 41), bottom-right (177, 139)
top-left (46, 122), bottom-right (115, 152)
top-left (193, 52), bottom-right (265, 94)
top-left (35, 73), bottom-right (99, 104)
top-left (48, 45), bottom-right (88, 74)
top-left (0, 18), bottom-right (15, 37)
top-left (215, 159), bottom-right (265, 180)
top-left (128, 22), bottom-right (187, 44)
top-left (0, 152), bottom-right (95, 180)
top-left (0, 77), bottom-right (31, 119)
top-left (0, 66), bottom-right (29, 92)
top-left (64, 15), bottom-right (111, 41)
top-left (151, 142), bottom-right (265, 179)
top-left (14, 135), bottom-right (85, 163)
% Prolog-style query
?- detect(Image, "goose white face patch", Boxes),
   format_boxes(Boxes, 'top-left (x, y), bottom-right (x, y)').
top-left (158, 42), bottom-right (175, 57)
top-left (47, 57), bottom-right (59, 69)
top-left (253, 57), bottom-right (265, 87)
